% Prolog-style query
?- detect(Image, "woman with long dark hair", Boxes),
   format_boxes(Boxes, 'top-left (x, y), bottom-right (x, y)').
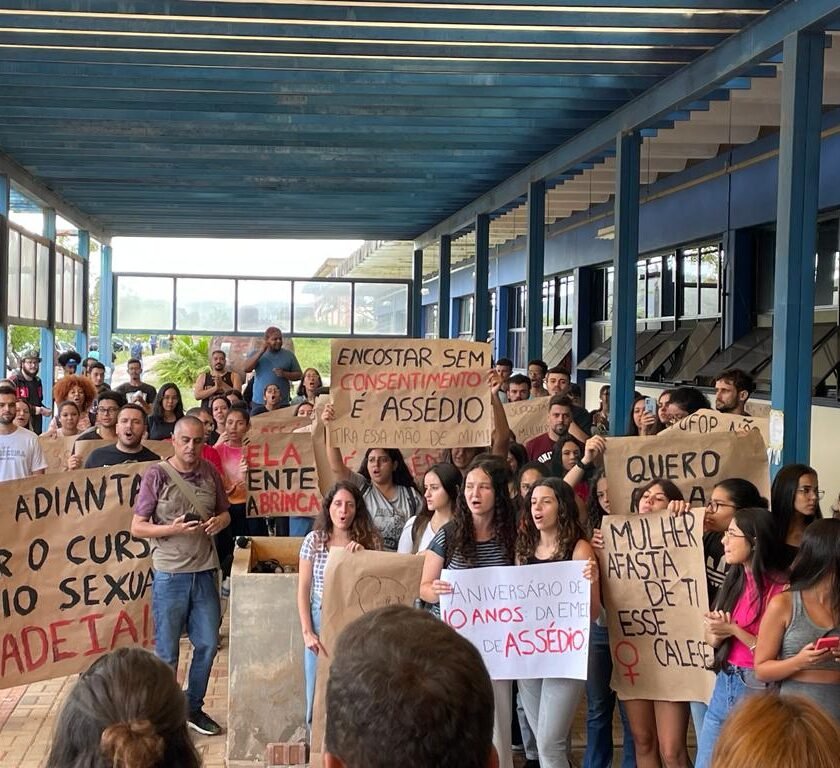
top-left (148, 383), bottom-right (184, 440)
top-left (755, 518), bottom-right (840, 723)
top-left (297, 481), bottom-right (381, 732)
top-left (770, 463), bottom-right (823, 569)
top-left (47, 647), bottom-right (202, 768)
top-left (420, 455), bottom-right (518, 768)
top-left (516, 477), bottom-right (599, 768)
top-left (397, 462), bottom-right (460, 554)
top-left (627, 393), bottom-right (660, 437)
top-left (693, 507), bottom-right (787, 767)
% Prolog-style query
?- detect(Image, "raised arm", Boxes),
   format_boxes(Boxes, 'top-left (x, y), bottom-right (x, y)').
top-left (488, 370), bottom-right (511, 458)
top-left (321, 402), bottom-right (351, 482)
top-left (564, 435), bottom-right (605, 489)
top-left (243, 341), bottom-right (268, 374)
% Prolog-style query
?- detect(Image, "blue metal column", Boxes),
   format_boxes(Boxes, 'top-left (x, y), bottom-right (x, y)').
top-left (474, 213), bottom-right (490, 344)
top-left (526, 181), bottom-right (546, 363)
top-left (411, 248), bottom-right (423, 338)
top-left (0, 175), bottom-right (9, 373)
top-left (609, 133), bottom-right (641, 436)
top-left (495, 286), bottom-right (511, 362)
top-left (572, 266), bottom-right (593, 386)
top-left (40, 209), bottom-right (56, 430)
top-left (723, 228), bottom-right (754, 348)
top-left (438, 235), bottom-right (452, 340)
top-left (770, 31), bottom-right (825, 471)
top-left (99, 244), bottom-right (114, 374)
top-left (76, 230), bottom-right (90, 354)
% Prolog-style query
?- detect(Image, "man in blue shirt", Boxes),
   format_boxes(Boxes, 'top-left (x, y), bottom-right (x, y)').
top-left (243, 326), bottom-right (302, 408)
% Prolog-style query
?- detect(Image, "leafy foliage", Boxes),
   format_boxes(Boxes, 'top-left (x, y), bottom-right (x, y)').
top-left (151, 336), bottom-right (211, 392)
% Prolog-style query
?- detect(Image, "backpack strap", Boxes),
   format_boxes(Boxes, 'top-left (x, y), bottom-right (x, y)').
top-left (157, 460), bottom-right (213, 518)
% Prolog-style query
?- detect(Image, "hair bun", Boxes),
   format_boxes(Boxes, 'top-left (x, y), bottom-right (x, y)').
top-left (101, 719), bottom-right (164, 768)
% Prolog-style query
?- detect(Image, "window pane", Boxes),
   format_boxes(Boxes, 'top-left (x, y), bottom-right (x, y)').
top-left (456, 295), bottom-right (474, 340)
top-left (293, 281), bottom-right (352, 335)
top-left (681, 248), bottom-right (699, 316)
top-left (488, 290), bottom-right (496, 332)
top-left (7, 227), bottom-right (20, 317)
top-left (74, 259), bottom-right (84, 326)
top-left (54, 250), bottom-right (64, 324)
top-left (647, 256), bottom-right (662, 319)
top-left (237, 279), bottom-right (292, 332)
top-left (62, 256), bottom-right (75, 325)
top-left (542, 279), bottom-right (554, 328)
top-left (637, 262), bottom-right (646, 320)
top-left (116, 276), bottom-right (174, 330)
top-left (35, 244), bottom-right (50, 323)
top-left (699, 245), bottom-right (720, 316)
top-left (176, 278), bottom-right (235, 332)
top-left (424, 304), bottom-right (439, 339)
top-left (606, 266), bottom-right (614, 320)
top-left (354, 282), bottom-right (408, 335)
top-left (19, 235), bottom-right (35, 320)
top-left (565, 276), bottom-right (575, 326)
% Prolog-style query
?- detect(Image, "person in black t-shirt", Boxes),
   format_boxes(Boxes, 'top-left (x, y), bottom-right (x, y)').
top-left (10, 349), bottom-right (50, 434)
top-left (84, 403), bottom-right (160, 468)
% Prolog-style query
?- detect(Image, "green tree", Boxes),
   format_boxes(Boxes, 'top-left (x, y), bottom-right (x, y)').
top-left (152, 336), bottom-right (211, 392)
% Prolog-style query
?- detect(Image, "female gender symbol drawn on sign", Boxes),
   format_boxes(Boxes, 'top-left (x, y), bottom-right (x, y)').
top-left (614, 640), bottom-right (640, 685)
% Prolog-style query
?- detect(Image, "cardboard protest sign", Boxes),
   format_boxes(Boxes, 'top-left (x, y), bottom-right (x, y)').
top-left (0, 465), bottom-right (153, 688)
top-left (244, 431), bottom-right (322, 517)
top-left (37, 434), bottom-right (77, 473)
top-left (403, 448), bottom-right (447, 479)
top-left (440, 562), bottom-right (590, 680)
top-left (598, 510), bottom-right (714, 702)
top-left (72, 438), bottom-right (174, 463)
top-left (309, 549), bottom-right (423, 768)
top-left (604, 429), bottom-right (769, 513)
top-left (251, 409), bottom-right (312, 434)
top-left (662, 409), bottom-right (770, 448)
top-left (329, 339), bottom-right (492, 450)
top-left (504, 397), bottom-right (549, 444)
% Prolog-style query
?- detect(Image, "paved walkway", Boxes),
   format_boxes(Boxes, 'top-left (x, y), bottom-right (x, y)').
top-left (0, 622), bottom-right (230, 768)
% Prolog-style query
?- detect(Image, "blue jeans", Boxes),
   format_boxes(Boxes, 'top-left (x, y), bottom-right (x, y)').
top-left (289, 517), bottom-right (314, 537)
top-left (584, 622), bottom-right (636, 768)
top-left (304, 595), bottom-right (322, 728)
top-left (694, 666), bottom-right (765, 768)
top-left (152, 569), bottom-right (220, 713)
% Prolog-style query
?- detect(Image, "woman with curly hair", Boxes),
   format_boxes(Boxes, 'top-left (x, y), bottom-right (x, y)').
top-left (52, 374), bottom-right (96, 429)
top-left (420, 455), bottom-right (518, 768)
top-left (297, 481), bottom-right (381, 732)
top-left (515, 477), bottom-right (599, 768)
top-left (47, 646), bottom-right (201, 768)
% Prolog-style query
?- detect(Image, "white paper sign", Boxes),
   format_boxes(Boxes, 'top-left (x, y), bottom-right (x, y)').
top-left (440, 562), bottom-right (591, 681)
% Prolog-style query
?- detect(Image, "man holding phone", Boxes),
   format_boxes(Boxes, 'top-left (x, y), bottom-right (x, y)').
top-left (132, 416), bottom-right (231, 737)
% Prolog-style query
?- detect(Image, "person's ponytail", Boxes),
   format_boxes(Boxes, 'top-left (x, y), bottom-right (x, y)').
top-left (100, 719), bottom-right (164, 768)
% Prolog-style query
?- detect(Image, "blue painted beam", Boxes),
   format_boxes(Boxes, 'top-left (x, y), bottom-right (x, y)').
top-left (0, 2), bottom-right (774, 28)
top-left (474, 214), bottom-right (490, 344)
top-left (609, 133), bottom-right (641, 438)
top-left (526, 180), bottom-right (545, 364)
top-left (770, 31), bottom-right (825, 472)
top-left (415, 0), bottom-right (840, 245)
top-left (411, 248), bottom-right (423, 339)
top-left (438, 236), bottom-right (452, 341)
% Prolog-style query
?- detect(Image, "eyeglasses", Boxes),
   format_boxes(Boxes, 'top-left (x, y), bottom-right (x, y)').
top-left (97, 406), bottom-right (118, 414)
top-left (706, 500), bottom-right (736, 514)
top-left (796, 486), bottom-right (824, 499)
top-left (723, 529), bottom-right (750, 540)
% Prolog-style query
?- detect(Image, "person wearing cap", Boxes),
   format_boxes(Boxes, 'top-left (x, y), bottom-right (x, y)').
top-left (58, 350), bottom-right (83, 378)
top-left (9, 348), bottom-right (50, 435)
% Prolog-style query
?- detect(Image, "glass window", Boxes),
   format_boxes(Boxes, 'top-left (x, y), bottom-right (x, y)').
top-left (424, 303), bottom-right (439, 339)
top-left (19, 234), bottom-right (35, 320)
top-left (555, 274), bottom-right (574, 327)
top-left (605, 266), bottom-right (614, 320)
top-left (74, 259), bottom-right (84, 327)
top-left (699, 244), bottom-right (721, 316)
top-left (542, 279), bottom-right (554, 328)
top-left (175, 278), bottom-right (235, 332)
top-left (681, 247), bottom-right (699, 316)
top-left (62, 255), bottom-right (75, 325)
top-left (457, 295), bottom-right (474, 340)
top-left (237, 279), bottom-right (292, 332)
top-left (353, 282), bottom-right (408, 335)
top-left (7, 227), bottom-right (20, 317)
top-left (488, 290), bottom-right (496, 332)
top-left (116, 276), bottom-right (174, 330)
top-left (35, 243), bottom-right (50, 324)
top-left (293, 281), bottom-right (352, 335)
top-left (815, 218), bottom-right (839, 307)
top-left (54, 250), bottom-right (64, 324)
